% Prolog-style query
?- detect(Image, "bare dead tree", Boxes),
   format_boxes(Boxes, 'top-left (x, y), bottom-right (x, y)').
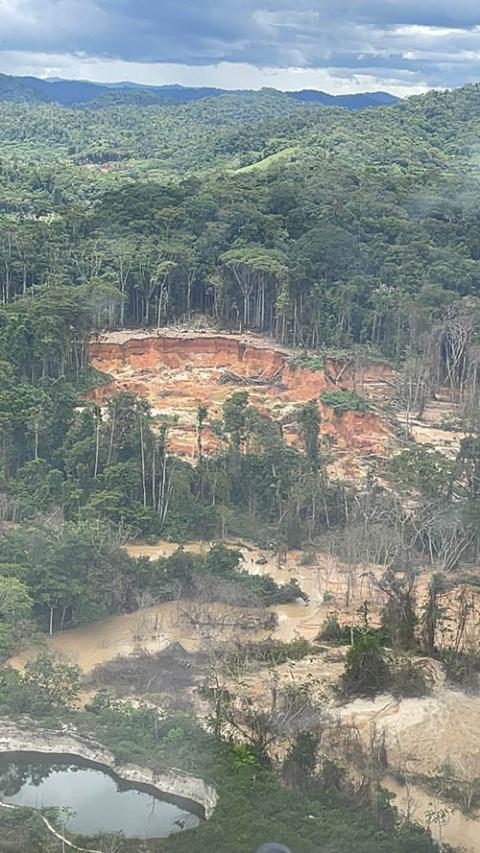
top-left (221, 675), bottom-right (324, 758)
top-left (428, 297), bottom-right (480, 403)
top-left (178, 601), bottom-right (275, 639)
top-left (369, 567), bottom-right (418, 650)
top-left (412, 501), bottom-right (474, 572)
top-left (420, 574), bottom-right (446, 655)
top-left (452, 587), bottom-right (475, 653)
top-left (430, 754), bottom-right (480, 812)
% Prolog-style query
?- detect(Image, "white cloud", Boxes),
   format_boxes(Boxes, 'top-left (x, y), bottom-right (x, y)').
top-left (0, 51), bottom-right (430, 96)
top-left (0, 1), bottom-right (479, 92)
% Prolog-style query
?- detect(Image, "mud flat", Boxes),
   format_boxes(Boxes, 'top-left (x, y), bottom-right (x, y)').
top-left (339, 691), bottom-right (480, 852)
top-left (384, 775), bottom-right (480, 852)
top-left (9, 532), bottom-right (480, 851)
top-left (9, 599), bottom-right (264, 672)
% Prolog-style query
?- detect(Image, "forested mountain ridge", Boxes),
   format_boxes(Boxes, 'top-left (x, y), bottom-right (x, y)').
top-left (0, 71), bottom-right (397, 109)
top-left (2, 81), bottom-right (480, 343)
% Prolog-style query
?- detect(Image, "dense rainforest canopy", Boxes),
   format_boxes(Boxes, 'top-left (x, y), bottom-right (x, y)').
top-left (3, 82), bottom-right (480, 560)
top-left (2, 83), bottom-right (480, 352)
top-left (0, 72), bottom-right (398, 110)
top-left (3, 76), bottom-right (480, 853)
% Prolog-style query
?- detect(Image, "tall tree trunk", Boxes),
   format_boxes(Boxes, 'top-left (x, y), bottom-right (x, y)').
top-left (139, 414), bottom-right (147, 509)
top-left (94, 409), bottom-right (101, 478)
top-left (107, 405), bottom-right (116, 465)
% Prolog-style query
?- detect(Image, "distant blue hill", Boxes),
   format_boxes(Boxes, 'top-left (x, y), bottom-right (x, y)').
top-left (0, 72), bottom-right (398, 110)
top-left (286, 89), bottom-right (398, 109)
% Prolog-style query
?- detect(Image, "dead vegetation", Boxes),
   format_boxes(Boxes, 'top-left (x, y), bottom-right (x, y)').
top-left (177, 601), bottom-right (276, 638)
top-left (219, 365), bottom-right (284, 386)
top-left (88, 642), bottom-right (209, 702)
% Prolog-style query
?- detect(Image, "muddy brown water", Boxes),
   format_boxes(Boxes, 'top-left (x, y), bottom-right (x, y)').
top-left (125, 539), bottom-right (385, 643)
top-left (384, 775), bottom-right (480, 852)
top-left (9, 538), bottom-right (480, 851)
top-left (7, 539), bottom-right (395, 671)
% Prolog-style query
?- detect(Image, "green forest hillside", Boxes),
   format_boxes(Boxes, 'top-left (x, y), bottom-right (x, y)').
top-left (2, 81), bottom-right (480, 347)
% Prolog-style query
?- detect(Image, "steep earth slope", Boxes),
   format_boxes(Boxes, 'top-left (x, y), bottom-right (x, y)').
top-left (89, 329), bottom-right (397, 475)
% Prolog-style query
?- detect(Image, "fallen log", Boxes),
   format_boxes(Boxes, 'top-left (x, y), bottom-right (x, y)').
top-left (218, 366), bottom-right (283, 386)
top-left (0, 801), bottom-right (102, 853)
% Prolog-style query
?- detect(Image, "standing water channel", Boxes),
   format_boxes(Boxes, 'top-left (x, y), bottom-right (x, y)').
top-left (0, 752), bottom-right (201, 839)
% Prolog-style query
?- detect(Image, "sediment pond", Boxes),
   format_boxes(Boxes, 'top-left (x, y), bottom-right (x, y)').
top-left (0, 752), bottom-right (201, 839)
top-left (8, 538), bottom-right (480, 851)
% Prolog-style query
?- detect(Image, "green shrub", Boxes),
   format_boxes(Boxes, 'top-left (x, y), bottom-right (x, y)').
top-left (343, 634), bottom-right (391, 696)
top-left (440, 649), bottom-right (480, 689)
top-left (230, 637), bottom-right (316, 667)
top-left (320, 389), bottom-right (371, 413)
top-left (0, 654), bottom-right (81, 715)
top-left (230, 743), bottom-right (261, 769)
top-left (316, 616), bottom-right (391, 647)
top-left (288, 354), bottom-right (324, 372)
top-left (316, 612), bottom-right (344, 643)
top-left (298, 548), bottom-right (317, 566)
top-left (386, 446), bottom-right (454, 498)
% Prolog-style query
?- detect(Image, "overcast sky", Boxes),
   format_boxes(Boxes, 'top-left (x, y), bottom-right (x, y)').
top-left (1, 1), bottom-right (479, 96)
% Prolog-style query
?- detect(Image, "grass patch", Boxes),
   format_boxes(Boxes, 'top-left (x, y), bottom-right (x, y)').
top-left (233, 146), bottom-right (299, 173)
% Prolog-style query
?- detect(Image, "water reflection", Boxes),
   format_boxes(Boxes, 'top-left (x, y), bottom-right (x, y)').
top-left (0, 753), bottom-right (200, 839)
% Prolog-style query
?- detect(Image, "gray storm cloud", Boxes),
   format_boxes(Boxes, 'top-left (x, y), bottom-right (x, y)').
top-left (0, 0), bottom-right (480, 89)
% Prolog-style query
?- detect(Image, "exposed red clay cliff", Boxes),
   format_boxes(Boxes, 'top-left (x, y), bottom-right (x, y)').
top-left (88, 330), bottom-right (396, 467)
top-left (90, 334), bottom-right (286, 374)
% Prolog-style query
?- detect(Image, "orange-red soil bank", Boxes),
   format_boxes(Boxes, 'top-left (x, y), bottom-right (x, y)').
top-left (88, 330), bottom-right (396, 467)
